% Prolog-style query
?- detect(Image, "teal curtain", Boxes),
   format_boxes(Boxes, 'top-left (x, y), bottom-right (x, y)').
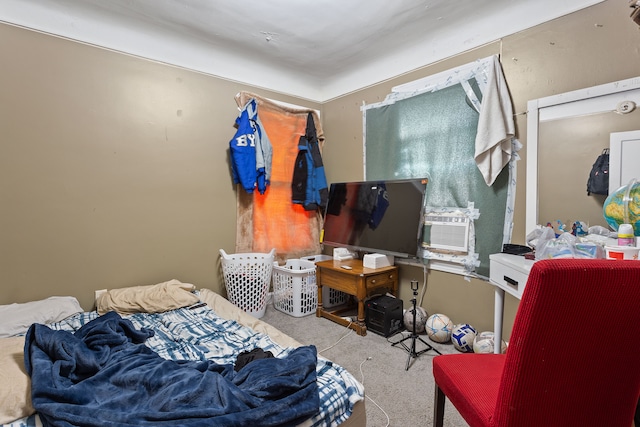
top-left (364, 83), bottom-right (509, 278)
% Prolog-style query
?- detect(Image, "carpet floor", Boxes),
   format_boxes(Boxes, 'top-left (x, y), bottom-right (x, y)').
top-left (260, 301), bottom-right (469, 427)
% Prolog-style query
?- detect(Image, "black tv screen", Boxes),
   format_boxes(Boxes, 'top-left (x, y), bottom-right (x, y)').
top-left (322, 178), bottom-right (428, 258)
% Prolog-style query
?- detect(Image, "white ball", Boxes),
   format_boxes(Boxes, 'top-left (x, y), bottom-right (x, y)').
top-left (473, 331), bottom-right (507, 354)
top-left (403, 307), bottom-right (428, 333)
top-left (425, 313), bottom-right (453, 343)
top-left (451, 323), bottom-right (477, 352)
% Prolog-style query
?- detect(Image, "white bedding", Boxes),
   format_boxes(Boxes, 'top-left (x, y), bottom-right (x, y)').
top-left (0, 297), bottom-right (83, 338)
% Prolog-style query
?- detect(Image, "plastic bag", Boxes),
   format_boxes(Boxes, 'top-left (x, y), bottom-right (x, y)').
top-left (536, 232), bottom-right (577, 260)
top-left (574, 241), bottom-right (604, 259)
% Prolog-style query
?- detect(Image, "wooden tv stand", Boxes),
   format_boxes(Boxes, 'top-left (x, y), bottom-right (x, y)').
top-left (315, 259), bottom-right (398, 336)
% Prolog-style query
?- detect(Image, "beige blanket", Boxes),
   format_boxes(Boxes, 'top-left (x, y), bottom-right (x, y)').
top-left (96, 279), bottom-right (199, 315)
top-left (0, 336), bottom-right (35, 424)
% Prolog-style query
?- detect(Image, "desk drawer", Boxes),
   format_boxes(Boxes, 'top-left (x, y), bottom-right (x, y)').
top-left (365, 271), bottom-right (396, 288)
top-left (320, 268), bottom-right (357, 294)
top-left (490, 259), bottom-right (528, 298)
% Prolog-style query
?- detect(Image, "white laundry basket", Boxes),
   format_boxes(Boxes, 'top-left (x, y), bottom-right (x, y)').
top-left (219, 248), bottom-right (276, 318)
top-left (300, 254), bottom-right (348, 308)
top-left (272, 259), bottom-right (317, 317)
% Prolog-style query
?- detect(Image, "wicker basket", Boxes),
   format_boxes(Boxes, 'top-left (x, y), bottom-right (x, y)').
top-left (219, 249), bottom-right (275, 318)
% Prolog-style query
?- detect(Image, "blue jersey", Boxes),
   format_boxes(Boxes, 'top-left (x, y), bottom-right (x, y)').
top-left (229, 99), bottom-right (272, 194)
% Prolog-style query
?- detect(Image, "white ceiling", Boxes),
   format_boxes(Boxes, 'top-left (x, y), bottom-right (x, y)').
top-left (2, 0), bottom-right (603, 102)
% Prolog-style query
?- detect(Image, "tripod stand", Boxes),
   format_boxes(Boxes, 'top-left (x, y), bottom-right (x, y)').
top-left (391, 280), bottom-right (441, 371)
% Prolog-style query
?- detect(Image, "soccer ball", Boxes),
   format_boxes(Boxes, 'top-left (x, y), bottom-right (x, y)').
top-left (425, 313), bottom-right (453, 343)
top-left (403, 307), bottom-right (428, 333)
top-left (473, 331), bottom-right (507, 354)
top-left (451, 323), bottom-right (477, 352)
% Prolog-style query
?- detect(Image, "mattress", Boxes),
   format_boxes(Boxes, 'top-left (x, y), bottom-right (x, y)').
top-left (1, 289), bottom-right (365, 427)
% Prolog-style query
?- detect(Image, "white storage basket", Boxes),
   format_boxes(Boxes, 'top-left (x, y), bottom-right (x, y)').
top-left (300, 254), bottom-right (333, 263)
top-left (322, 286), bottom-right (349, 309)
top-left (219, 248), bottom-right (275, 318)
top-left (300, 254), bottom-right (348, 309)
top-left (272, 259), bottom-right (317, 317)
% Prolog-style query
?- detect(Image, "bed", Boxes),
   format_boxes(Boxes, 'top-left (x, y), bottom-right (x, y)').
top-left (0, 280), bottom-right (366, 427)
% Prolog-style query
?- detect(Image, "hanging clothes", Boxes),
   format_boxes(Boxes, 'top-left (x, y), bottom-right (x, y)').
top-left (292, 113), bottom-right (328, 211)
top-left (228, 99), bottom-right (273, 194)
top-left (246, 99), bottom-right (273, 194)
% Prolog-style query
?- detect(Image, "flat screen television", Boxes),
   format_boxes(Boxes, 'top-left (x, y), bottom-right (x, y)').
top-left (322, 178), bottom-right (429, 259)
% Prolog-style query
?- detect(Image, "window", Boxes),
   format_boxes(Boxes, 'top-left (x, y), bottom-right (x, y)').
top-left (362, 56), bottom-right (519, 278)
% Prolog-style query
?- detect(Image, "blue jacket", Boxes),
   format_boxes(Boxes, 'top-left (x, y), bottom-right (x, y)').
top-left (292, 113), bottom-right (328, 211)
top-left (229, 99), bottom-right (272, 194)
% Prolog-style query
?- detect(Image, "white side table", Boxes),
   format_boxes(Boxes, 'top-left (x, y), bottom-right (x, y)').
top-left (488, 253), bottom-right (535, 353)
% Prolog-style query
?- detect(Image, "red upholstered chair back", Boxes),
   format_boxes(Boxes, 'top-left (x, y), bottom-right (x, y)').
top-left (493, 259), bottom-right (640, 426)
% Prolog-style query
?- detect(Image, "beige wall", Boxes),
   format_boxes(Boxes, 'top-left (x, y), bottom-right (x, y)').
top-left (0, 24), bottom-right (320, 310)
top-left (1, 0), bottom-right (638, 337)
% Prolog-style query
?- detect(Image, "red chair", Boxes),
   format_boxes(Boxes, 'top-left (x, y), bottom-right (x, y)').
top-left (433, 258), bottom-right (640, 427)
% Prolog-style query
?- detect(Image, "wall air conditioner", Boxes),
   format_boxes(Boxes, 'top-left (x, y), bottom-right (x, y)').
top-left (423, 212), bottom-right (470, 254)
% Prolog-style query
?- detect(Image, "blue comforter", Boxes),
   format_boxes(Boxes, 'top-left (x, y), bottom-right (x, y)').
top-left (24, 311), bottom-right (319, 427)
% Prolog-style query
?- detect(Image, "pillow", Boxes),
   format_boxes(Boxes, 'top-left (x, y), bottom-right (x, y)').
top-left (96, 279), bottom-right (199, 315)
top-left (0, 336), bottom-right (35, 424)
top-left (0, 296), bottom-right (83, 338)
